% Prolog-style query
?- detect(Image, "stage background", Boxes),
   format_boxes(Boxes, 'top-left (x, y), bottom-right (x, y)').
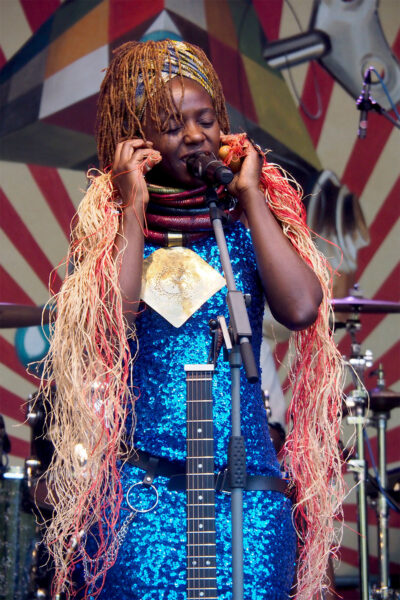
top-left (1, 0), bottom-right (399, 590)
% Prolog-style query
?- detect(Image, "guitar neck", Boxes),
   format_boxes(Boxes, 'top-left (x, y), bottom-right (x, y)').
top-left (185, 364), bottom-right (218, 600)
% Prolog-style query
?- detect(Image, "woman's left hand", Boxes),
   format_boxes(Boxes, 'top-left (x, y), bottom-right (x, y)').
top-left (220, 135), bottom-right (262, 204)
top-left (220, 134), bottom-right (323, 330)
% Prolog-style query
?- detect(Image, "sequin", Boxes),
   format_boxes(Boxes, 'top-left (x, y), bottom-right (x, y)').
top-left (91, 222), bottom-right (296, 598)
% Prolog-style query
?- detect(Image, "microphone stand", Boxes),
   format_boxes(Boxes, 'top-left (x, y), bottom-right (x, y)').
top-left (356, 70), bottom-right (400, 139)
top-left (205, 185), bottom-right (258, 600)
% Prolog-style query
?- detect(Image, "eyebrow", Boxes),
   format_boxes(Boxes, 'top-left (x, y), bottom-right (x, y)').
top-left (165, 107), bottom-right (216, 122)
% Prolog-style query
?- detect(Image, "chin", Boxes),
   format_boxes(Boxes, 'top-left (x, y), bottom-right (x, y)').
top-left (177, 175), bottom-right (203, 189)
top-left (165, 165), bottom-right (201, 189)
top-left (149, 168), bottom-right (201, 190)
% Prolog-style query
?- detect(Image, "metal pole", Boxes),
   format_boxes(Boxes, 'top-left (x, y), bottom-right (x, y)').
top-left (230, 346), bottom-right (244, 600)
top-left (377, 413), bottom-right (390, 598)
top-left (356, 410), bottom-right (370, 600)
top-left (347, 389), bottom-right (370, 600)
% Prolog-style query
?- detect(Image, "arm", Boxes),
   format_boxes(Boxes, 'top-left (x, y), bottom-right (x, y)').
top-left (112, 139), bottom-right (161, 326)
top-left (224, 139), bottom-right (322, 331)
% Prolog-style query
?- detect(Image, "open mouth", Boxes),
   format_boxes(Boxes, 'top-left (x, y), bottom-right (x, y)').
top-left (181, 150), bottom-right (212, 163)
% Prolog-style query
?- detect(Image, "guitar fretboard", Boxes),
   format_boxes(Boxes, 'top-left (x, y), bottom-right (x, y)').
top-left (185, 364), bottom-right (218, 600)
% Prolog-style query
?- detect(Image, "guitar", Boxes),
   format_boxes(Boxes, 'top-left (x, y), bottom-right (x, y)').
top-left (185, 364), bottom-right (218, 600)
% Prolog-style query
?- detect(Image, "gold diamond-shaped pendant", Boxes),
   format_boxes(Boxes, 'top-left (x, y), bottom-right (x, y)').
top-left (141, 247), bottom-right (226, 328)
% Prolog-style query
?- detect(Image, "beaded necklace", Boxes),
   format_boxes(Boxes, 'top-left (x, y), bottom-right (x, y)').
top-left (146, 183), bottom-right (241, 246)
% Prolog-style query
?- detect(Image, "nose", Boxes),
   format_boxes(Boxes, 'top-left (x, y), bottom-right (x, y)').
top-left (183, 120), bottom-right (205, 145)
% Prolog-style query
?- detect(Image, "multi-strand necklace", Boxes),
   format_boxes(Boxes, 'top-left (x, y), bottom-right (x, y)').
top-left (145, 183), bottom-right (241, 246)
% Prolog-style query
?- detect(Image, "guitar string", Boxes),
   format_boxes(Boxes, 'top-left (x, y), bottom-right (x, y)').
top-left (187, 371), bottom-right (197, 596)
top-left (187, 370), bottom-right (217, 598)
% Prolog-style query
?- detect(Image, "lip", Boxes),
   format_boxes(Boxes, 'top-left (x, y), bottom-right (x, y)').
top-left (180, 150), bottom-right (212, 163)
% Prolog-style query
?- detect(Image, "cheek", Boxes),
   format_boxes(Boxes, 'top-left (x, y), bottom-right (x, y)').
top-left (151, 138), bottom-right (174, 160)
top-left (152, 150), bottom-right (184, 181)
top-left (158, 149), bottom-right (176, 170)
top-left (213, 128), bottom-right (222, 148)
top-left (158, 142), bottom-right (181, 168)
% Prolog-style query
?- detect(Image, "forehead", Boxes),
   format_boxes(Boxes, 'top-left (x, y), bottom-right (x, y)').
top-left (166, 76), bottom-right (214, 109)
top-left (144, 77), bottom-right (214, 127)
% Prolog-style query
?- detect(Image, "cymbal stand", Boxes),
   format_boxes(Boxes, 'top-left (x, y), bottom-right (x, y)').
top-left (371, 410), bottom-right (392, 599)
top-left (369, 367), bottom-right (399, 600)
top-left (344, 317), bottom-right (372, 600)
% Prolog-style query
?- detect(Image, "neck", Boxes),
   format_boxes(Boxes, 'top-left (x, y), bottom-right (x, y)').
top-left (144, 184), bottom-right (241, 246)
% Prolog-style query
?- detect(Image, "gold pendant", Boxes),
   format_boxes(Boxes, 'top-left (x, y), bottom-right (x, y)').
top-left (141, 247), bottom-right (226, 328)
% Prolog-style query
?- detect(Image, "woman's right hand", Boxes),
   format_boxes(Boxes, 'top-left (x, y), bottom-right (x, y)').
top-left (112, 140), bottom-right (161, 321)
top-left (112, 139), bottom-right (161, 212)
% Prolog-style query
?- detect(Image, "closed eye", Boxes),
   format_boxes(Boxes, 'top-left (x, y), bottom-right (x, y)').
top-left (166, 126), bottom-right (181, 134)
top-left (199, 120), bottom-right (215, 128)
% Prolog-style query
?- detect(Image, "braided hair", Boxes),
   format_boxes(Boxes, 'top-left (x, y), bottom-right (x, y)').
top-left (96, 40), bottom-right (230, 168)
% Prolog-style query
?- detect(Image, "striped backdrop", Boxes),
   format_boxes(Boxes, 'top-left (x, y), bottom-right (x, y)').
top-left (0, 0), bottom-right (399, 586)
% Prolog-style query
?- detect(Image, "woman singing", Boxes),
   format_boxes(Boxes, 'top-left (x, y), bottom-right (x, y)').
top-left (40, 40), bottom-right (344, 600)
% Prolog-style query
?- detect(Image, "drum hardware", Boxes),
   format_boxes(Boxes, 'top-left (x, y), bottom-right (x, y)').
top-left (345, 367), bottom-right (400, 599)
top-left (262, 389), bottom-right (272, 419)
top-left (23, 389), bottom-right (58, 598)
top-left (0, 465), bottom-right (38, 600)
top-left (345, 386), bottom-right (371, 600)
top-left (24, 392), bottom-right (56, 516)
top-left (364, 366), bottom-right (400, 600)
top-left (342, 314), bottom-right (373, 387)
top-left (334, 288), bottom-right (400, 600)
top-left (338, 295), bottom-right (373, 600)
top-left (0, 415), bottom-right (11, 473)
top-left (25, 457), bottom-right (42, 486)
top-left (26, 395), bottom-right (45, 427)
top-left (367, 388), bottom-right (400, 414)
top-left (26, 391), bottom-right (55, 475)
top-left (0, 303), bottom-right (52, 328)
top-left (0, 465), bottom-right (61, 600)
top-left (27, 532), bottom-right (59, 600)
top-left (331, 296), bottom-right (400, 314)
top-left (367, 469), bottom-right (400, 506)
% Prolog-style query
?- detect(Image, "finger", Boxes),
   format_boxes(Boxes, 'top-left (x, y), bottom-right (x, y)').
top-left (113, 143), bottom-right (122, 170)
top-left (115, 138), bottom-right (145, 153)
top-left (121, 148), bottom-right (153, 171)
top-left (118, 139), bottom-right (149, 163)
top-left (119, 149), bottom-right (160, 176)
top-left (117, 137), bottom-right (150, 146)
top-left (117, 138), bottom-right (154, 161)
top-left (114, 140), bottom-right (140, 168)
top-left (226, 175), bottom-right (238, 197)
top-left (246, 135), bottom-right (264, 158)
top-left (143, 150), bottom-right (162, 173)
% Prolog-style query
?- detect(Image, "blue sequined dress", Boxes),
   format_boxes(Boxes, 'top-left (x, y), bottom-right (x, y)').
top-left (96, 221), bottom-right (296, 599)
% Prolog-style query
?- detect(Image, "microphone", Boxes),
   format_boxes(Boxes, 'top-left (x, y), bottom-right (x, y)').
top-left (186, 152), bottom-right (234, 185)
top-left (357, 69), bottom-right (372, 139)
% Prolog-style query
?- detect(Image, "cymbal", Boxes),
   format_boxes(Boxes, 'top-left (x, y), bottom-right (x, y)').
top-left (342, 388), bottom-right (400, 415)
top-left (331, 295), bottom-right (400, 313)
top-left (0, 303), bottom-right (51, 328)
top-left (369, 388), bottom-right (400, 413)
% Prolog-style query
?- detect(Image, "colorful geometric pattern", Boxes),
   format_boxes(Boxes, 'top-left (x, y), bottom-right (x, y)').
top-left (0, 0), bottom-right (320, 171)
top-left (0, 0), bottom-right (399, 588)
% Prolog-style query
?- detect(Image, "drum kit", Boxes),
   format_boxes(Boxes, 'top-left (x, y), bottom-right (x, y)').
top-left (0, 293), bottom-right (399, 599)
top-left (332, 290), bottom-right (400, 600)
